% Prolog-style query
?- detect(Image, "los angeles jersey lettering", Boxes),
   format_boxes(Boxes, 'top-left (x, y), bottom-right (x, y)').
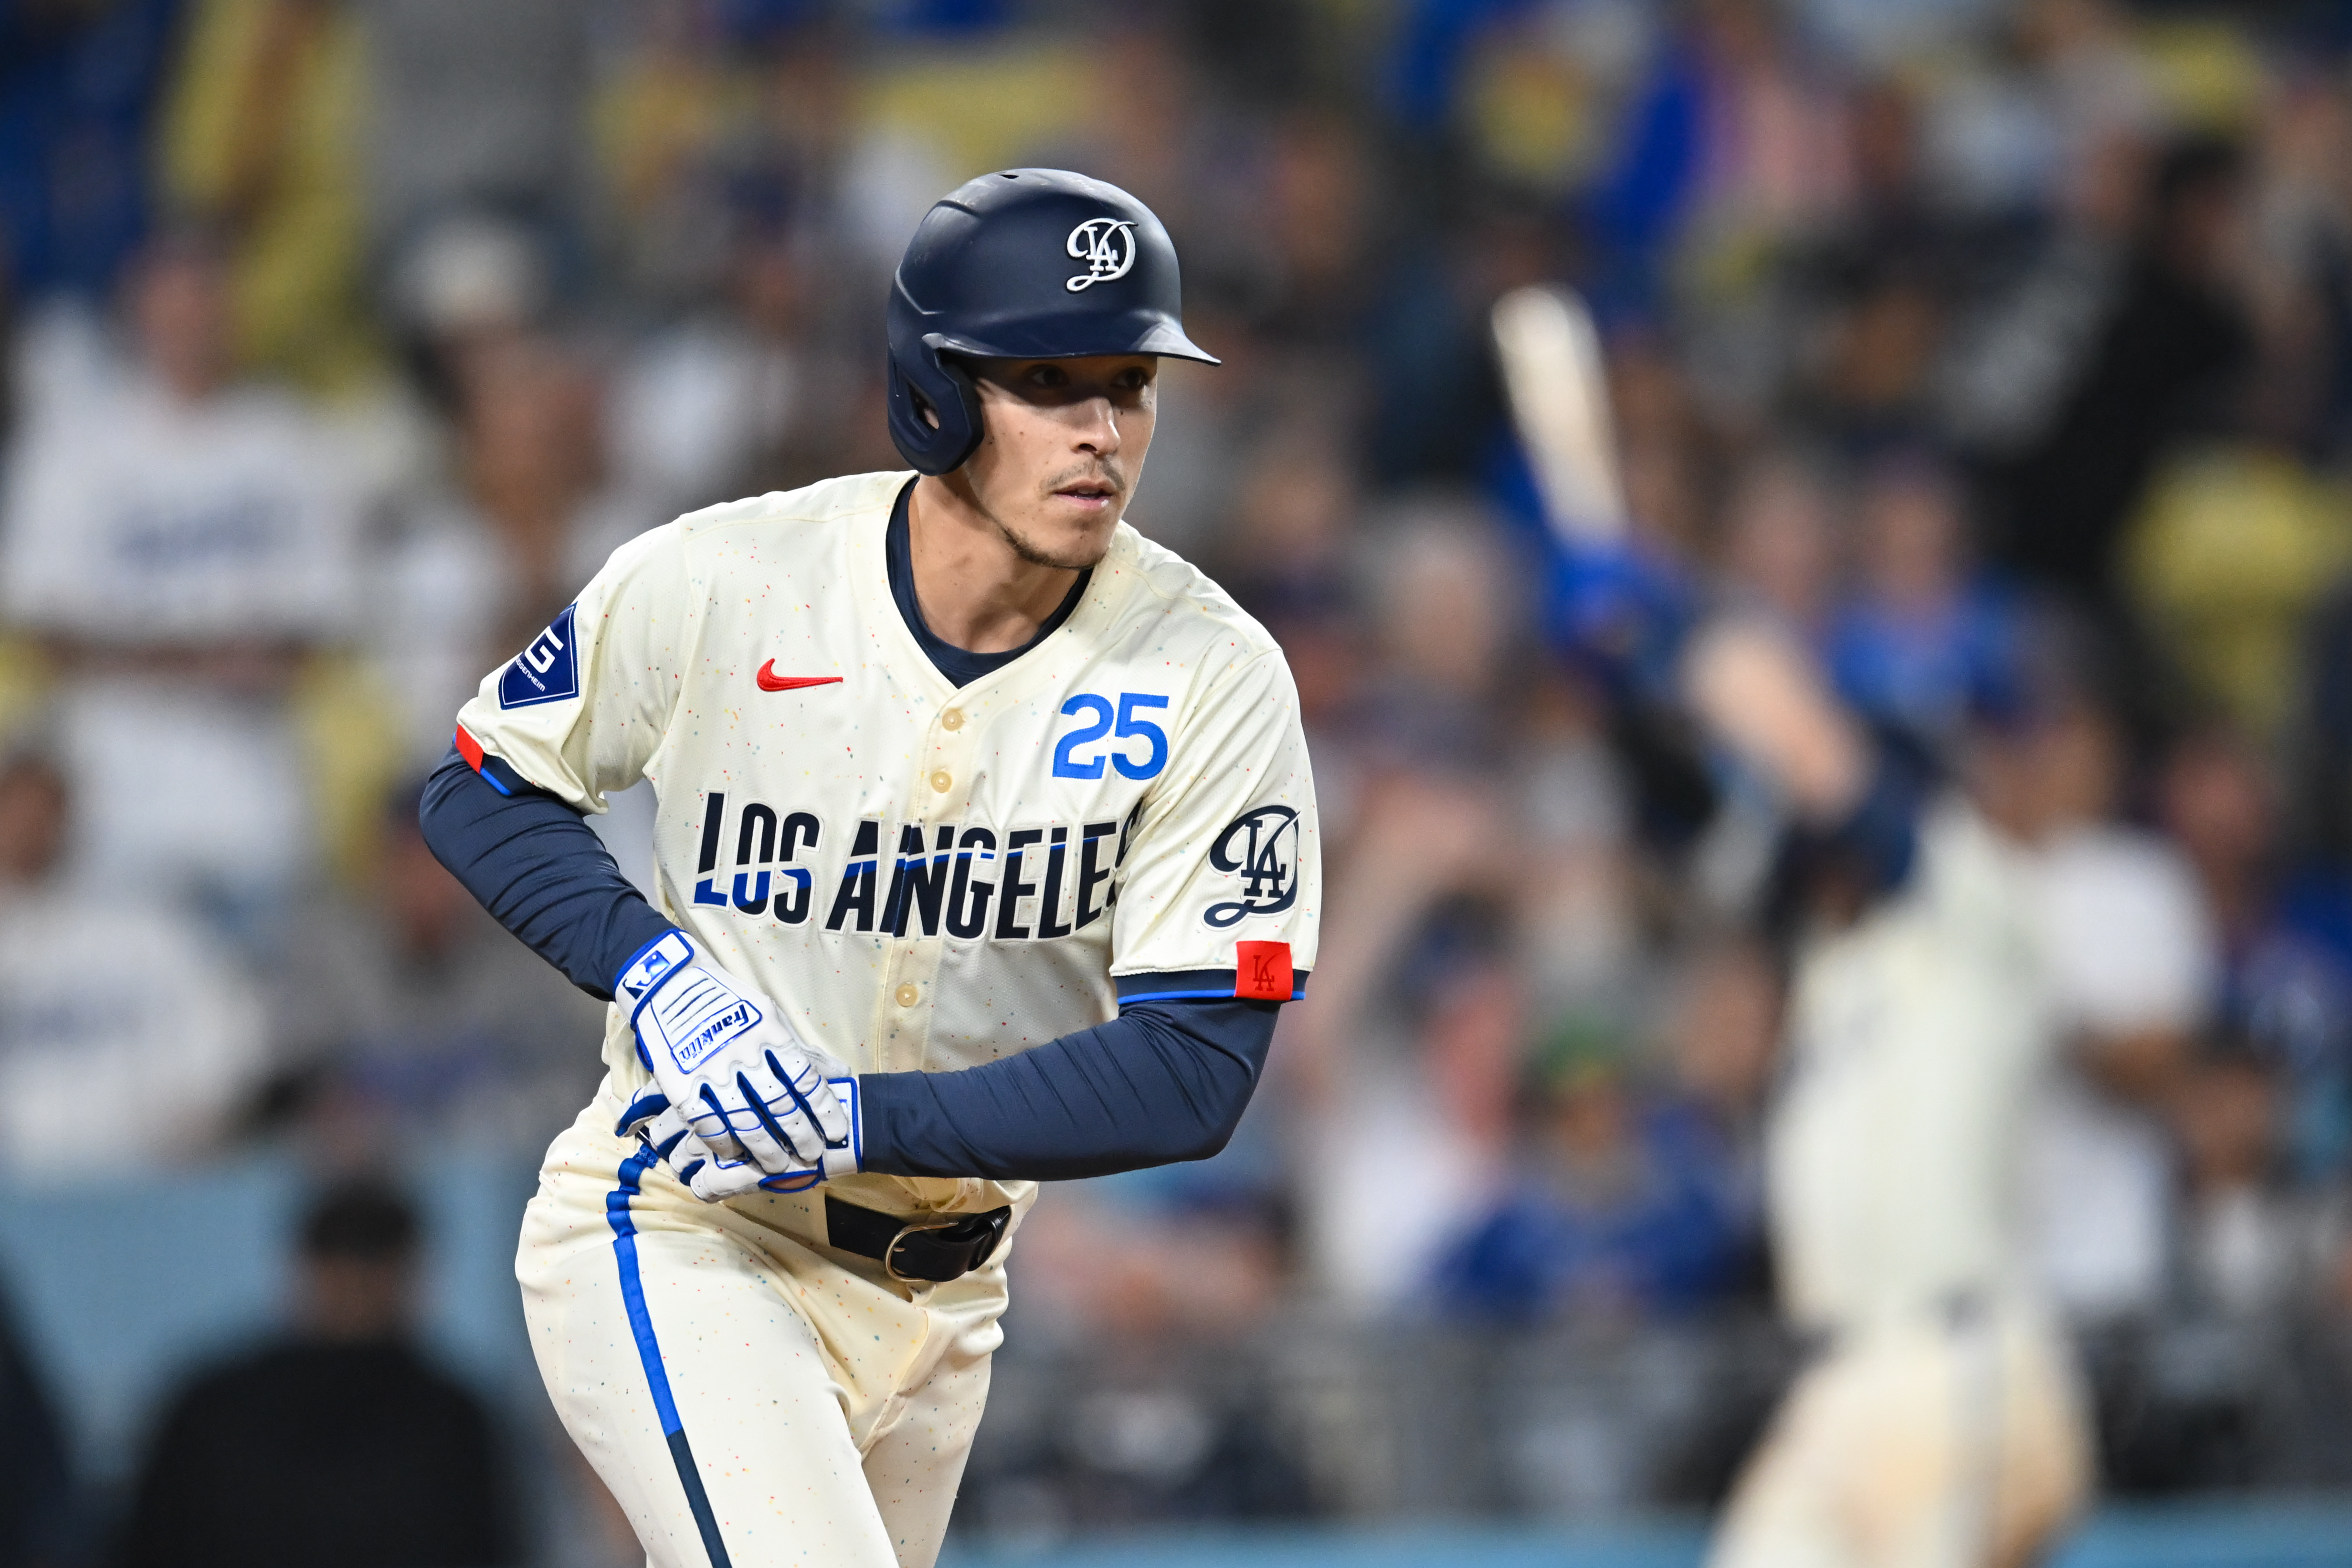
top-left (454, 471), bottom-right (1321, 1208)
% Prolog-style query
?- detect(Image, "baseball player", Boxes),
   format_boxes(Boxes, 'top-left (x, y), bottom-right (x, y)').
top-left (417, 169), bottom-right (1319, 1568)
top-left (1683, 622), bottom-right (2091, 1568)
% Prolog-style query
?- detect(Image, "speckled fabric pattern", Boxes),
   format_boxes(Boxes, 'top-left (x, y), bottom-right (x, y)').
top-left (518, 1096), bottom-right (1009, 1568)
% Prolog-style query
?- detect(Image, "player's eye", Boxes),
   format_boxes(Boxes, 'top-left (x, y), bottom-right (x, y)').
top-left (1026, 364), bottom-right (1069, 389)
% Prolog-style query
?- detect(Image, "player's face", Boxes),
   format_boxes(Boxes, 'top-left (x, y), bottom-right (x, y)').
top-left (958, 355), bottom-right (1157, 570)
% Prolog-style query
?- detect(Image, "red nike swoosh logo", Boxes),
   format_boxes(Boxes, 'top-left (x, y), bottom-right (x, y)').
top-left (756, 662), bottom-right (843, 693)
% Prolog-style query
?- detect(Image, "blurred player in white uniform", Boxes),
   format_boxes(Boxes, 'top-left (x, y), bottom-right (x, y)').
top-left (1686, 622), bottom-right (2092, 1568)
top-left (420, 171), bottom-right (1318, 1568)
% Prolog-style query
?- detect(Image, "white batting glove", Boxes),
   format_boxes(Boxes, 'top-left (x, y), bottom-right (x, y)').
top-left (617, 1095), bottom-right (762, 1200)
top-left (617, 1078), bottom-right (863, 1201)
top-left (615, 932), bottom-right (858, 1188)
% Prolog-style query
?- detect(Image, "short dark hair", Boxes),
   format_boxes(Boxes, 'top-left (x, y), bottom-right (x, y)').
top-left (298, 1177), bottom-right (421, 1263)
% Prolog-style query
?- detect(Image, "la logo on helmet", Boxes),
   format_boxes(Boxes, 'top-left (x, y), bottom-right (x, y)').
top-left (1064, 219), bottom-right (1137, 292)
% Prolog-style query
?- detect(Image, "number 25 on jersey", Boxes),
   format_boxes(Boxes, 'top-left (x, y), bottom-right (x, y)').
top-left (1053, 693), bottom-right (1167, 781)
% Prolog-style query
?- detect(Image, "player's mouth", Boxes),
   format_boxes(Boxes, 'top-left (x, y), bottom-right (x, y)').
top-left (1051, 478), bottom-right (1122, 515)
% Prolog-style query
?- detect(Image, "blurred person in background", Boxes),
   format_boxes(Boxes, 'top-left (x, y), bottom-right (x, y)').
top-left (1570, 0), bottom-right (1850, 341)
top-left (365, 326), bottom-right (666, 877)
top-left (0, 744), bottom-right (269, 1176)
top-left (1514, 665), bottom-right (1640, 1018)
top-left (2116, 85), bottom-right (2352, 749)
top-left (1716, 451), bottom-right (1845, 640)
top-left (1204, 404), bottom-right (1373, 846)
top-left (270, 776), bottom-right (605, 1154)
top-left (369, 331), bottom-right (653, 766)
top-left (1127, 304), bottom-right (1269, 564)
top-left (1825, 450), bottom-right (2022, 750)
top-left (1291, 510), bottom-right (1525, 1309)
top-left (607, 212), bottom-right (865, 515)
top-left (0, 229), bottom-right (363, 941)
top-left (1205, 415), bottom-right (1368, 826)
top-left (1780, 74), bottom-right (1978, 450)
top-left (1652, 933), bottom-right (1782, 1290)
top-left (352, 0), bottom-right (591, 299)
top-left (2123, 434), bottom-right (2352, 746)
top-left (150, 0), bottom-right (440, 598)
top-left (0, 1271), bottom-right (69, 1568)
top-left (1794, 257), bottom-right (1947, 457)
top-left (1317, 955), bottom-right (1525, 1310)
top-left (1008, 1162), bottom-right (1292, 1349)
top-left (2169, 1041), bottom-right (2326, 1325)
top-left (0, 0), bottom-right (183, 305)
top-left (2303, 576), bottom-right (2352, 883)
top-left (115, 1177), bottom-right (516, 1568)
top-left (1982, 136), bottom-right (2256, 637)
top-left (1681, 617), bottom-right (2091, 1568)
top-left (591, 0), bottom-right (855, 310)
top-left (2159, 725), bottom-right (2352, 1181)
top-left (2118, 95), bottom-right (2352, 749)
top-left (157, 0), bottom-right (378, 396)
top-left (1209, 416), bottom-right (1361, 634)
top-left (989, 1108), bottom-right (1306, 1531)
top-left (1245, 111), bottom-right (1383, 359)
top-left (2080, 1034), bottom-right (2314, 1495)
top-left (1436, 1012), bottom-right (1758, 1323)
top-left (1996, 676), bottom-right (2218, 1326)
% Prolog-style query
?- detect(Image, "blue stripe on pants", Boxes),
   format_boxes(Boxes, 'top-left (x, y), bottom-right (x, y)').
top-left (607, 1149), bottom-right (735, 1568)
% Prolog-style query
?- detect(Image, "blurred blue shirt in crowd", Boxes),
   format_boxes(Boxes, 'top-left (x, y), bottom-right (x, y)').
top-left (0, 0), bottom-right (181, 298)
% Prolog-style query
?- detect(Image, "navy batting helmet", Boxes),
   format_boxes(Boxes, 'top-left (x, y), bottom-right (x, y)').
top-left (886, 168), bottom-right (1218, 475)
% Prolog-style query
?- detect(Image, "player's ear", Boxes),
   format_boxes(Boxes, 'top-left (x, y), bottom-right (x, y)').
top-left (911, 389), bottom-right (940, 431)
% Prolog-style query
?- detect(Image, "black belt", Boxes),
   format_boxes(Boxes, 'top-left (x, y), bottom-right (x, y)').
top-left (823, 1196), bottom-right (1010, 1284)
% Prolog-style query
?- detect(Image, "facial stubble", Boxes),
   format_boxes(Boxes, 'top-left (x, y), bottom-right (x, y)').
top-left (985, 463), bottom-right (1130, 572)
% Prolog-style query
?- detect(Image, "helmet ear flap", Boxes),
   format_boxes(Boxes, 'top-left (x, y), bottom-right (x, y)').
top-left (886, 343), bottom-right (983, 475)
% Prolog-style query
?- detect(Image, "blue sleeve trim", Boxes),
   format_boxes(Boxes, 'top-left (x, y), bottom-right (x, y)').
top-left (451, 728), bottom-right (552, 800)
top-left (1113, 968), bottom-right (1311, 1005)
top-left (1118, 988), bottom-right (1306, 1004)
top-left (477, 754), bottom-right (534, 798)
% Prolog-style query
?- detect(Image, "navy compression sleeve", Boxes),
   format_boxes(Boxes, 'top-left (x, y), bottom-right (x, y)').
top-left (421, 742), bottom-right (1281, 1176)
top-left (857, 998), bottom-right (1278, 1181)
top-left (418, 747), bottom-right (674, 1000)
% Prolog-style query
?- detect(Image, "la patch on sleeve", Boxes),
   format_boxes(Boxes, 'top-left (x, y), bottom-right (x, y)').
top-left (1234, 940), bottom-right (1294, 1000)
top-left (499, 604), bottom-right (580, 708)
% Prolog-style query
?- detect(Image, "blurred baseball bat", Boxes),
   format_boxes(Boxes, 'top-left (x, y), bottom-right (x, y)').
top-left (1491, 284), bottom-right (1626, 546)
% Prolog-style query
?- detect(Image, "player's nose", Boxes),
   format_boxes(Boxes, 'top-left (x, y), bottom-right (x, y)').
top-left (1068, 395), bottom-right (1122, 456)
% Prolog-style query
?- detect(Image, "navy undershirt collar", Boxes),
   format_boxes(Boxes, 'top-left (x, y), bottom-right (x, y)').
top-left (886, 478), bottom-right (1091, 689)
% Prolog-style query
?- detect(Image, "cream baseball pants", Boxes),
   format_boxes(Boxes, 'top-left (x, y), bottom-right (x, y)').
top-left (517, 1100), bottom-right (1012, 1568)
top-left (1709, 1298), bottom-right (2092, 1568)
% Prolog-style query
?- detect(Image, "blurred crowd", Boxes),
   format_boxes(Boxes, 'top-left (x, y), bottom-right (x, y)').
top-left (12, 0), bottom-right (2352, 1554)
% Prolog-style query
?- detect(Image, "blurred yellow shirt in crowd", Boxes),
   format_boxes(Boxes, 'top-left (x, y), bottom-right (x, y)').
top-left (161, 0), bottom-right (380, 395)
top-left (2126, 445), bottom-right (2352, 737)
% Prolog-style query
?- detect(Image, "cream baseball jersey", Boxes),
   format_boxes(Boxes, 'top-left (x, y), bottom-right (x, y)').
top-left (454, 468), bottom-right (1320, 1215)
top-left (1766, 798), bottom-right (2056, 1333)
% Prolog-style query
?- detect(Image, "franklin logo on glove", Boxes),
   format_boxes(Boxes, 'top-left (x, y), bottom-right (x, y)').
top-left (649, 979), bottom-right (760, 1073)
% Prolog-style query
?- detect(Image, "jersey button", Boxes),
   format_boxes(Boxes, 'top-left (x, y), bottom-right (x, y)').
top-left (941, 708), bottom-right (965, 731)
top-left (895, 983), bottom-right (920, 1008)
top-left (929, 769), bottom-right (953, 792)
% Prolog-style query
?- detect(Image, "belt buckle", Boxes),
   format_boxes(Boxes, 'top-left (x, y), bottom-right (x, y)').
top-left (883, 1214), bottom-right (966, 1284)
